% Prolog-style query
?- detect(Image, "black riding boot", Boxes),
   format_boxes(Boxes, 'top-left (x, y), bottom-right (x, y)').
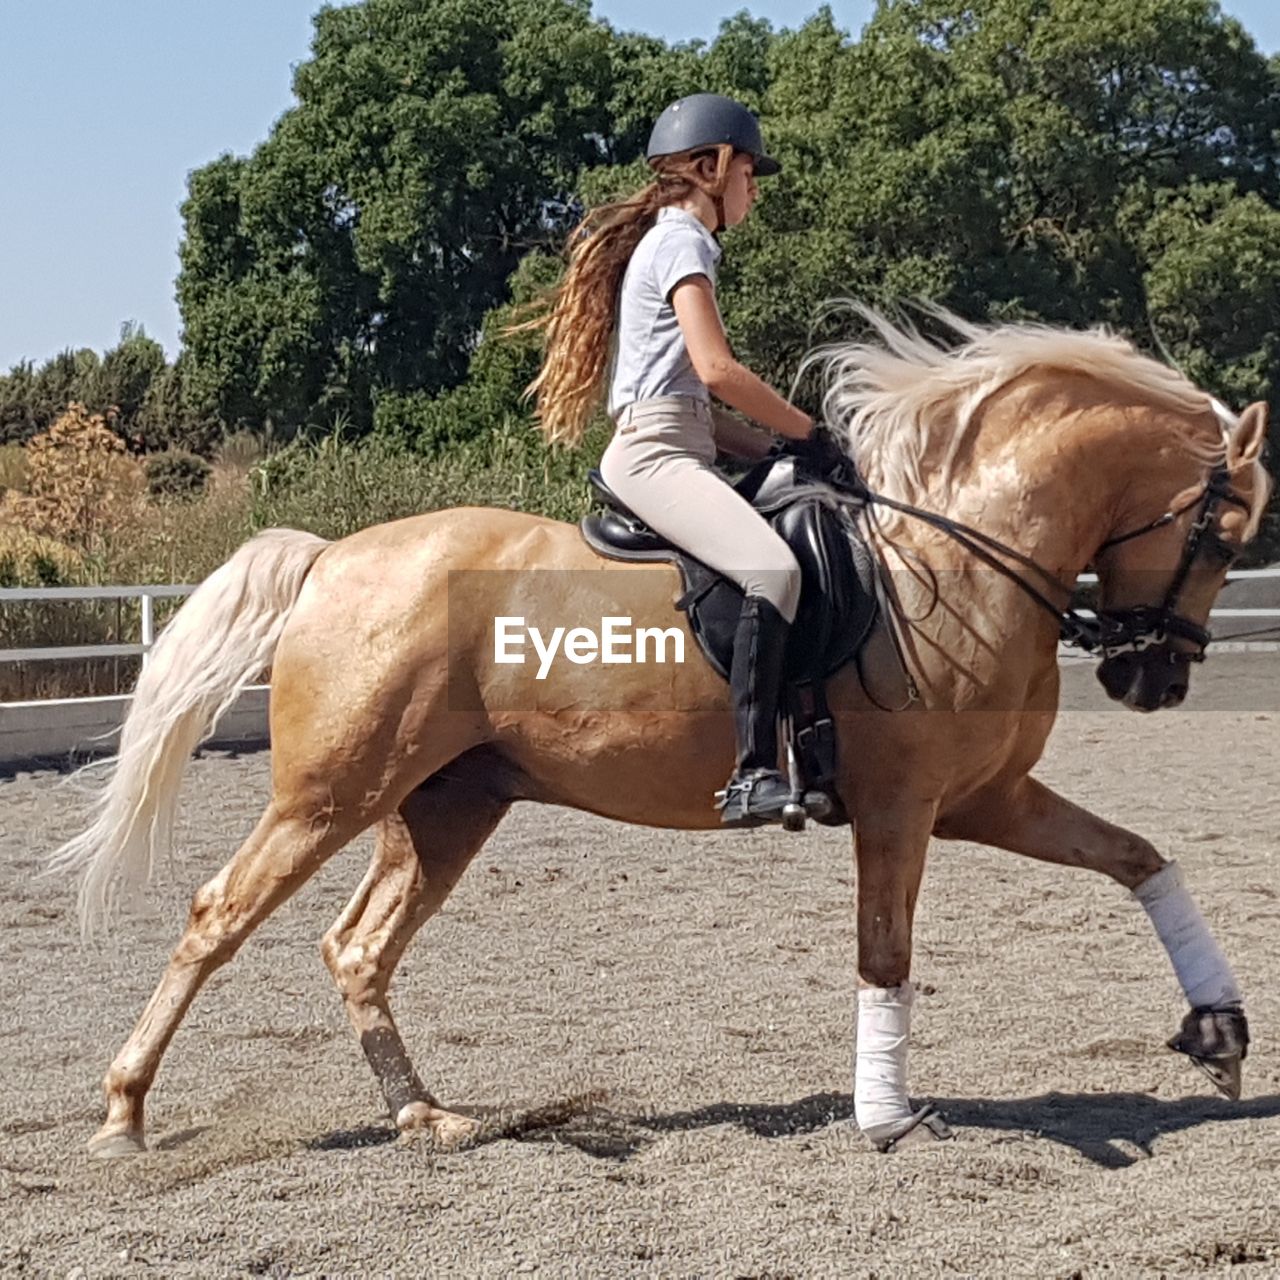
top-left (717, 595), bottom-right (793, 827)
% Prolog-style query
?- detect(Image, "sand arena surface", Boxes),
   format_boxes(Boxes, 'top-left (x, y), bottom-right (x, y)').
top-left (1, 658), bottom-right (1278, 1276)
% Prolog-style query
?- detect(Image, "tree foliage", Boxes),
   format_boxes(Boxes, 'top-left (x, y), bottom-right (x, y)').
top-left (176, 0), bottom-right (618, 438)
top-left (0, 325), bottom-right (208, 452)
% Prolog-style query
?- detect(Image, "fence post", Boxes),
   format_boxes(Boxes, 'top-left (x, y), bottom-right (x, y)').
top-left (140, 593), bottom-right (154, 667)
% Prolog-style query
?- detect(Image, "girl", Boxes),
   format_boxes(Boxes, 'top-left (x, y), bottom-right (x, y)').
top-left (524, 93), bottom-right (816, 826)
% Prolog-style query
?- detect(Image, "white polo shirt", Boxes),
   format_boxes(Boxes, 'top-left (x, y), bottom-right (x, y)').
top-left (607, 206), bottom-right (722, 418)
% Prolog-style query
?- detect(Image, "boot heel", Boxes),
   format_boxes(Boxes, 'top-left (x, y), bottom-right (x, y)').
top-left (716, 769), bottom-right (793, 826)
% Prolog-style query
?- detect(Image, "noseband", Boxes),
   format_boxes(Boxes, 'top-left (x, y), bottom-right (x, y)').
top-left (1089, 464), bottom-right (1251, 663)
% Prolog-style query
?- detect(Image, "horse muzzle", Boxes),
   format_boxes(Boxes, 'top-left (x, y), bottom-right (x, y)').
top-left (1097, 649), bottom-right (1192, 711)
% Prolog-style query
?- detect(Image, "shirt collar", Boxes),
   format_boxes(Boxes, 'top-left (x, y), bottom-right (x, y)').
top-left (656, 205), bottom-right (722, 260)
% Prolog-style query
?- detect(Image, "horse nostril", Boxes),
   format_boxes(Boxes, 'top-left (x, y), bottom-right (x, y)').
top-left (1163, 682), bottom-right (1188, 707)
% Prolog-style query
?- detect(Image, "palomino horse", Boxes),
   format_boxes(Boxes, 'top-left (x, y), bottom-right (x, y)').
top-left (50, 311), bottom-right (1271, 1157)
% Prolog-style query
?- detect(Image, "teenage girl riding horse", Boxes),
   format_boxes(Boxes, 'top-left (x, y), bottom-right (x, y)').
top-left (521, 93), bottom-right (824, 827)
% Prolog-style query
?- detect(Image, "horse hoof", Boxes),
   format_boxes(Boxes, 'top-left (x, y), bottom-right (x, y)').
top-left (1190, 1053), bottom-right (1243, 1101)
top-left (88, 1129), bottom-right (147, 1160)
top-left (872, 1104), bottom-right (953, 1154)
top-left (430, 1111), bottom-right (481, 1150)
top-left (1167, 1005), bottom-right (1248, 1100)
top-left (396, 1102), bottom-right (479, 1150)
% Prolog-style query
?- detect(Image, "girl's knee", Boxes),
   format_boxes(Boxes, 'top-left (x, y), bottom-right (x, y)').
top-left (776, 565), bottom-right (802, 623)
top-left (745, 555), bottom-right (801, 622)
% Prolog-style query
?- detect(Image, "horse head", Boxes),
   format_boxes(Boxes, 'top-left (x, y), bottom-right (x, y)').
top-left (1091, 401), bottom-right (1271, 711)
top-left (813, 305), bottom-right (1274, 714)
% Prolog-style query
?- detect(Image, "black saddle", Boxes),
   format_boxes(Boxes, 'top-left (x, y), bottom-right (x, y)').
top-left (581, 453), bottom-right (878, 682)
top-left (579, 452), bottom-right (880, 826)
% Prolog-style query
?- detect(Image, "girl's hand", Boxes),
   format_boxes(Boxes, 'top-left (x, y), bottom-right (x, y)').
top-left (786, 424), bottom-right (863, 489)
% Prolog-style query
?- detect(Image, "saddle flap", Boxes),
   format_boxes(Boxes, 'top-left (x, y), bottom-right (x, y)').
top-left (772, 497), bottom-right (875, 676)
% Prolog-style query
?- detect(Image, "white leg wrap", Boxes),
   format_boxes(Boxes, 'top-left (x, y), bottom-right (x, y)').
top-left (855, 982), bottom-right (915, 1145)
top-left (1133, 861), bottom-right (1241, 1009)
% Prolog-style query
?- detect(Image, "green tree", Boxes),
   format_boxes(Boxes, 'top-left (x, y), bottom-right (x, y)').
top-left (26, 348), bottom-right (101, 435)
top-left (372, 248), bottom-right (560, 449)
top-left (0, 361), bottom-right (39, 444)
top-left (1142, 184), bottom-right (1280, 558)
top-left (134, 355), bottom-right (223, 456)
top-left (177, 0), bottom-right (619, 438)
top-left (721, 0), bottom-right (1280, 387)
top-left (1143, 186), bottom-right (1280, 406)
top-left (81, 323), bottom-right (168, 444)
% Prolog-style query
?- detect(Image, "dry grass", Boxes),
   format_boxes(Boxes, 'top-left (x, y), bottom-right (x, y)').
top-left (11, 405), bottom-right (145, 557)
top-left (0, 419), bottom-right (606, 698)
top-left (0, 444), bottom-right (27, 493)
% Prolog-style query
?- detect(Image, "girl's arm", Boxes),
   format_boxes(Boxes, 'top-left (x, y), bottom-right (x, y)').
top-left (671, 276), bottom-right (813, 440)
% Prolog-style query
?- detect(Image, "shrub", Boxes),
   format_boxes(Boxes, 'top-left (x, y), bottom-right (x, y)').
top-left (145, 450), bottom-right (211, 499)
top-left (216, 431), bottom-right (267, 472)
top-left (15, 404), bottom-right (144, 555)
top-left (0, 525), bottom-right (84, 588)
top-left (0, 444), bottom-right (27, 493)
top-left (250, 418), bottom-right (608, 538)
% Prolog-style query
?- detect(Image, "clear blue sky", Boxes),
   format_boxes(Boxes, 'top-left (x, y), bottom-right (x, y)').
top-left (2, 0), bottom-right (1277, 371)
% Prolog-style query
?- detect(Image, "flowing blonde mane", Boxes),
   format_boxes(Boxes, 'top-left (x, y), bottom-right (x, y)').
top-left (813, 305), bottom-right (1229, 501)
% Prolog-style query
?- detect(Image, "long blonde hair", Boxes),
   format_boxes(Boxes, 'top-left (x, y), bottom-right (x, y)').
top-left (514, 146), bottom-right (735, 446)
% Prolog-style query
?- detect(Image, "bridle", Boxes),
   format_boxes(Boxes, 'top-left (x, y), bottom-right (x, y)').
top-left (819, 454), bottom-right (1251, 664)
top-left (1085, 463), bottom-right (1251, 663)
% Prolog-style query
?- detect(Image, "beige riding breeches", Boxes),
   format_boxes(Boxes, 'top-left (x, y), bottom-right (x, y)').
top-left (598, 396), bottom-right (801, 623)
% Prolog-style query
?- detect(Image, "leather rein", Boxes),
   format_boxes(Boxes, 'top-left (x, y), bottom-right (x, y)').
top-left (821, 458), bottom-right (1251, 663)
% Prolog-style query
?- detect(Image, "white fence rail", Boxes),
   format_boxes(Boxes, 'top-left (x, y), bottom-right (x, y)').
top-left (0, 584), bottom-right (262, 765)
top-left (2, 571), bottom-right (1278, 766)
top-left (0, 584), bottom-right (193, 665)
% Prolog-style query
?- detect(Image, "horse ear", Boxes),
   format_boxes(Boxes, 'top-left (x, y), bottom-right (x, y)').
top-left (1228, 402), bottom-right (1269, 468)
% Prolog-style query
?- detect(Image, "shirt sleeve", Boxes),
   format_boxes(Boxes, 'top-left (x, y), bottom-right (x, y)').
top-left (652, 227), bottom-right (718, 303)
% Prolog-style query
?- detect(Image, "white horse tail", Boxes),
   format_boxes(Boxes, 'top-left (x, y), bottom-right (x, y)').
top-left (47, 528), bottom-right (330, 939)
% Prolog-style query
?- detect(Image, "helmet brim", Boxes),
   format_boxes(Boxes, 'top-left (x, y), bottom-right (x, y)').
top-left (646, 148), bottom-right (782, 177)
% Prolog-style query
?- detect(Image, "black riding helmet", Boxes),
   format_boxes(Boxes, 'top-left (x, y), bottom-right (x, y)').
top-left (646, 93), bottom-right (781, 176)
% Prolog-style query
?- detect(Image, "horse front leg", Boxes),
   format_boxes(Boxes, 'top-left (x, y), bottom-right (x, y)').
top-left (854, 800), bottom-right (954, 1152)
top-left (942, 775), bottom-right (1248, 1098)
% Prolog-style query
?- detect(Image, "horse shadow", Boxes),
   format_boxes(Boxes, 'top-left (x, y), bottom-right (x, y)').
top-left (931, 1091), bottom-right (1280, 1168)
top-left (304, 1090), bottom-right (1280, 1168)
top-left (636, 1089), bottom-right (1280, 1169)
top-left (0, 743), bottom-right (265, 782)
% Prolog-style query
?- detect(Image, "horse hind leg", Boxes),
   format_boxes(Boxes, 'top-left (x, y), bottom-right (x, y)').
top-left (320, 761), bottom-right (510, 1148)
top-left (89, 795), bottom-right (370, 1159)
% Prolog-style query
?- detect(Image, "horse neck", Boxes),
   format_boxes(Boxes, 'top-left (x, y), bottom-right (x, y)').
top-left (859, 377), bottom-right (1214, 705)
top-left (886, 380), bottom-right (1176, 582)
